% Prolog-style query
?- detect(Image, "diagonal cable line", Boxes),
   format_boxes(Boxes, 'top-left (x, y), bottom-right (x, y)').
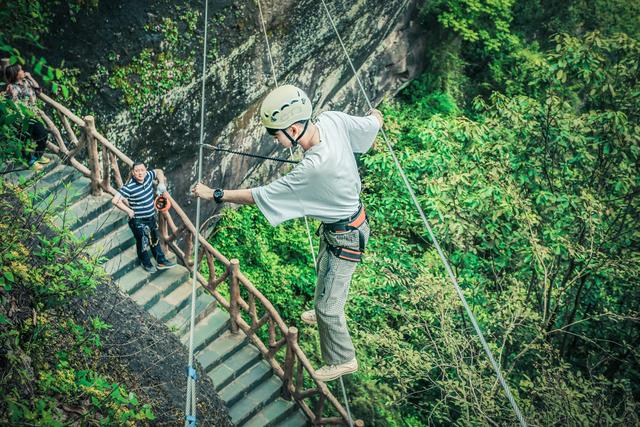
top-left (318, 0), bottom-right (528, 425)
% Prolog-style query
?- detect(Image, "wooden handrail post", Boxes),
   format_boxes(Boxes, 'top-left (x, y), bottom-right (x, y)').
top-left (84, 115), bottom-right (101, 196)
top-left (185, 231), bottom-right (194, 267)
top-left (158, 214), bottom-right (169, 256)
top-left (101, 143), bottom-right (110, 191)
top-left (229, 259), bottom-right (241, 334)
top-left (110, 153), bottom-right (124, 188)
top-left (281, 326), bottom-right (298, 400)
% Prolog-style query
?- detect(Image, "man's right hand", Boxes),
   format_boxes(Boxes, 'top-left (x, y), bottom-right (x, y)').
top-left (191, 183), bottom-right (214, 200)
top-left (128, 210), bottom-right (135, 219)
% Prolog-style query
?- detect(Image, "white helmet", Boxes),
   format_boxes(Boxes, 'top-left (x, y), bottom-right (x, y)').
top-left (260, 84), bottom-right (312, 130)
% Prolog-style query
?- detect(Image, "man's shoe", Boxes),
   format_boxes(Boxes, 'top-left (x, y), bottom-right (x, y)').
top-left (143, 264), bottom-right (156, 273)
top-left (36, 156), bottom-right (51, 164)
top-left (30, 162), bottom-right (43, 172)
top-left (157, 260), bottom-right (176, 270)
top-left (315, 358), bottom-right (358, 382)
top-left (301, 310), bottom-right (317, 325)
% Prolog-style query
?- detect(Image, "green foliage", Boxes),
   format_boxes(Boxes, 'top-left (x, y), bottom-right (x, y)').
top-left (0, 36), bottom-right (75, 167)
top-left (208, 207), bottom-right (318, 323)
top-left (108, 7), bottom-right (202, 119)
top-left (0, 96), bottom-right (36, 167)
top-left (208, 29), bottom-right (639, 425)
top-left (0, 186), bottom-right (155, 425)
top-left (422, 0), bottom-right (519, 53)
top-left (0, 0), bottom-right (99, 46)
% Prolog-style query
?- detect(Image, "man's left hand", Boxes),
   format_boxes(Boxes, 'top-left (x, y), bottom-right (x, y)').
top-left (367, 108), bottom-right (384, 127)
top-left (191, 183), bottom-right (213, 200)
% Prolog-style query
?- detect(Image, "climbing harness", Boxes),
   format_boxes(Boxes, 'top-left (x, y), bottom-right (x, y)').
top-left (320, 204), bottom-right (367, 263)
top-left (183, 0), bottom-right (211, 424)
top-left (318, 0), bottom-right (528, 425)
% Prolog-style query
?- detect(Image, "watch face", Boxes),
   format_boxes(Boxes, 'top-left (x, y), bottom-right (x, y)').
top-left (214, 189), bottom-right (223, 201)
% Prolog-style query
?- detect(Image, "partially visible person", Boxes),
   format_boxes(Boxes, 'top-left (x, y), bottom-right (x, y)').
top-left (111, 161), bottom-right (176, 273)
top-left (4, 63), bottom-right (50, 170)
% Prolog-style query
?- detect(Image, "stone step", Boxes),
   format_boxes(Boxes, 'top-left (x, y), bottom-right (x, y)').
top-left (164, 290), bottom-right (217, 337)
top-left (148, 278), bottom-right (205, 323)
top-left (127, 266), bottom-right (189, 310)
top-left (74, 206), bottom-right (128, 242)
top-left (30, 164), bottom-right (82, 202)
top-left (2, 166), bottom-right (34, 186)
top-left (209, 342), bottom-right (262, 391)
top-left (197, 331), bottom-right (247, 373)
top-left (19, 158), bottom-right (313, 427)
top-left (52, 176), bottom-right (92, 209)
top-left (102, 246), bottom-right (139, 279)
top-left (90, 224), bottom-right (135, 260)
top-left (228, 375), bottom-right (282, 426)
top-left (1, 159), bottom-right (58, 186)
top-left (55, 194), bottom-right (112, 231)
top-left (273, 409), bottom-right (310, 427)
top-left (244, 398), bottom-right (302, 427)
top-left (184, 309), bottom-right (230, 354)
top-left (219, 360), bottom-right (273, 408)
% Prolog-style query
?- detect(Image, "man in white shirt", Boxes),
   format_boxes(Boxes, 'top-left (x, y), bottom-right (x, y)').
top-left (193, 85), bottom-right (383, 382)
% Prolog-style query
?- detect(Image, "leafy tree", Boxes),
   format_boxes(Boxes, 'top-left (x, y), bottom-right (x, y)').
top-left (209, 31), bottom-right (640, 425)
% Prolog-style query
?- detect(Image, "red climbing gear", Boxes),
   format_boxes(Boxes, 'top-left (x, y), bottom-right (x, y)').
top-left (154, 193), bottom-right (171, 213)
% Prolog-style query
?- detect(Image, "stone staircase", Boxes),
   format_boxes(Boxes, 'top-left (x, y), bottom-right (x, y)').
top-left (5, 162), bottom-right (309, 427)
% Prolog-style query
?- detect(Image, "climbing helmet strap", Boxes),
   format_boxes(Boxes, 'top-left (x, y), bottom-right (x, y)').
top-left (282, 120), bottom-right (309, 148)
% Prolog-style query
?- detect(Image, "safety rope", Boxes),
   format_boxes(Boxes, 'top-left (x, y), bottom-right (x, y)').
top-left (201, 143), bottom-right (299, 164)
top-left (256, 0), bottom-right (318, 268)
top-left (183, 0), bottom-right (210, 425)
top-left (256, 1), bottom-right (350, 425)
top-left (319, 1), bottom-right (527, 426)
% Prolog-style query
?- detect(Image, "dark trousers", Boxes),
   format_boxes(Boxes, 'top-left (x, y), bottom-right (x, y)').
top-left (22, 119), bottom-right (48, 163)
top-left (128, 216), bottom-right (169, 267)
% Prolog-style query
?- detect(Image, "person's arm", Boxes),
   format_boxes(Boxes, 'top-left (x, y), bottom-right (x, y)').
top-left (191, 183), bottom-right (254, 205)
top-left (153, 168), bottom-right (166, 185)
top-left (112, 192), bottom-right (135, 218)
top-left (153, 168), bottom-right (168, 193)
top-left (24, 72), bottom-right (42, 94)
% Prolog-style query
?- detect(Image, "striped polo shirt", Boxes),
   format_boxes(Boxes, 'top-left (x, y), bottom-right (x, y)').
top-left (118, 170), bottom-right (157, 218)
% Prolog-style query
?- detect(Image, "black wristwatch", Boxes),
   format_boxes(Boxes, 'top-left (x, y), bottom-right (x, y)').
top-left (213, 188), bottom-right (224, 203)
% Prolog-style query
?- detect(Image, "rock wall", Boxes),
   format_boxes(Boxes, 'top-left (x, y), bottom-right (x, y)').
top-left (39, 0), bottom-right (427, 222)
top-left (133, 0), bottom-right (424, 221)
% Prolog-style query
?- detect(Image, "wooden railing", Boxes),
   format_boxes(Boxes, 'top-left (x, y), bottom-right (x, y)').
top-left (35, 92), bottom-right (362, 426)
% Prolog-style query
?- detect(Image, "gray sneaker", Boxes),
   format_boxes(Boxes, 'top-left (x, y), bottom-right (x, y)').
top-left (315, 358), bottom-right (358, 382)
top-left (157, 260), bottom-right (176, 270)
top-left (301, 309), bottom-right (317, 325)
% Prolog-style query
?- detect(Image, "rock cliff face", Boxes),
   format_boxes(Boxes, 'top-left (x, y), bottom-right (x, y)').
top-left (43, 0), bottom-right (427, 221)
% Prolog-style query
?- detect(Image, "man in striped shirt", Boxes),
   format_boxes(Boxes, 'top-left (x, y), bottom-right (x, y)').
top-left (112, 161), bottom-right (175, 273)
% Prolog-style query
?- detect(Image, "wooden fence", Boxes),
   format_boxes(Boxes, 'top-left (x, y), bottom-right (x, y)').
top-left (32, 91), bottom-right (362, 426)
